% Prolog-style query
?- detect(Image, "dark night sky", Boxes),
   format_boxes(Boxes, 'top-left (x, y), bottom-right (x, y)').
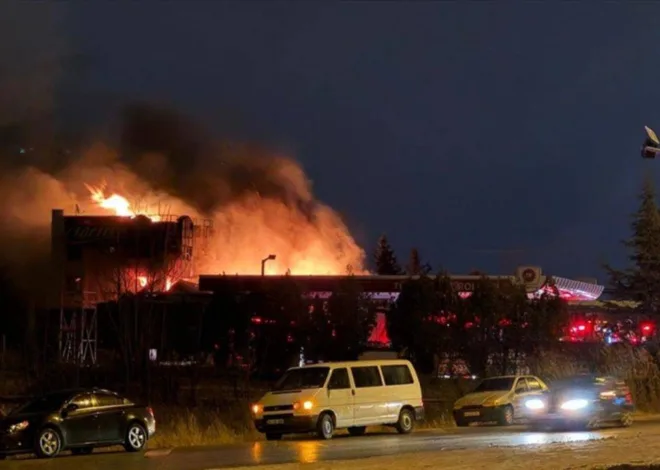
top-left (53, 2), bottom-right (660, 279)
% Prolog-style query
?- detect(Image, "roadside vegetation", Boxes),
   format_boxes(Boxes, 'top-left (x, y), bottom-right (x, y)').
top-left (5, 347), bottom-right (660, 450)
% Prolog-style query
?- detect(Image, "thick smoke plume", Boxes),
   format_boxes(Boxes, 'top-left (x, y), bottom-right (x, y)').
top-left (0, 1), bottom-right (71, 290)
top-left (0, 5), bottom-right (364, 282)
top-left (0, 103), bottom-right (367, 281)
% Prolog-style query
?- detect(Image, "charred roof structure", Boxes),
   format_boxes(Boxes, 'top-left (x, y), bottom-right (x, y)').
top-left (51, 209), bottom-right (213, 365)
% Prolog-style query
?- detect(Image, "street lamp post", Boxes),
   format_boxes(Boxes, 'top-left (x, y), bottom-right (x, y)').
top-left (261, 254), bottom-right (277, 276)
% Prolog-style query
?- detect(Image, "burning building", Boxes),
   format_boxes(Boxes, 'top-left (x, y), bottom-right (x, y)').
top-left (51, 204), bottom-right (213, 364)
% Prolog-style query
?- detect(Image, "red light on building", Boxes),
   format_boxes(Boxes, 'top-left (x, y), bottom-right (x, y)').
top-left (570, 322), bottom-right (590, 335)
top-left (641, 322), bottom-right (654, 334)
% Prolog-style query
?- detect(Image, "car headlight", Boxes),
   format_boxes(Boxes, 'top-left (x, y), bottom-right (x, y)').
top-left (251, 404), bottom-right (262, 415)
top-left (8, 420), bottom-right (28, 434)
top-left (525, 398), bottom-right (545, 410)
top-left (560, 399), bottom-right (589, 411)
top-left (293, 400), bottom-right (314, 411)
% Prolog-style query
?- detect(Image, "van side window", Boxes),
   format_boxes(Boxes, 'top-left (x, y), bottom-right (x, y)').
top-left (381, 365), bottom-right (414, 386)
top-left (328, 368), bottom-right (351, 390)
top-left (351, 366), bottom-right (383, 388)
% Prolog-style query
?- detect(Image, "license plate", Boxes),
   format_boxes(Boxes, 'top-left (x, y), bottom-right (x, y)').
top-left (267, 419), bottom-right (284, 425)
top-left (464, 411), bottom-right (480, 417)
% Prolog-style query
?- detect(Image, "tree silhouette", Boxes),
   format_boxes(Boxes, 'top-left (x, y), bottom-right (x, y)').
top-left (374, 234), bottom-right (402, 275)
top-left (407, 248), bottom-right (421, 275)
top-left (407, 247), bottom-right (432, 275)
top-left (324, 276), bottom-right (376, 361)
top-left (387, 271), bottom-right (462, 373)
top-left (605, 178), bottom-right (660, 315)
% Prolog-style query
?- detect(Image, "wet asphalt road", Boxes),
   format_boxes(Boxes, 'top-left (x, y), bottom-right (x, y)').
top-left (5, 419), bottom-right (660, 470)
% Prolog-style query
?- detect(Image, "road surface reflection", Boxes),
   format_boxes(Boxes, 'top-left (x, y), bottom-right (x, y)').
top-left (519, 431), bottom-right (601, 446)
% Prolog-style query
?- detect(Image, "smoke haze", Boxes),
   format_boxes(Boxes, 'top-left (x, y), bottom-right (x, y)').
top-left (0, 4), bottom-right (365, 286)
top-left (0, 106), bottom-right (367, 282)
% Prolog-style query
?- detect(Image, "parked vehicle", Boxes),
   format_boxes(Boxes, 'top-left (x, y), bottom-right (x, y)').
top-left (251, 360), bottom-right (424, 440)
top-left (452, 375), bottom-right (549, 426)
top-left (0, 388), bottom-right (156, 459)
top-left (525, 374), bottom-right (634, 430)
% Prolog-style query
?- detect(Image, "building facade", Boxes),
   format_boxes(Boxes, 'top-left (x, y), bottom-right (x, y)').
top-left (50, 208), bottom-right (213, 364)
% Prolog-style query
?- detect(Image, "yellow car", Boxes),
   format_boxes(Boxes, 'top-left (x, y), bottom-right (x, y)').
top-left (452, 375), bottom-right (548, 426)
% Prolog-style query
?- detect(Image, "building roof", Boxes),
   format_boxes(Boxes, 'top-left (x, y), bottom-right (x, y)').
top-left (198, 272), bottom-right (606, 302)
top-left (550, 276), bottom-right (604, 301)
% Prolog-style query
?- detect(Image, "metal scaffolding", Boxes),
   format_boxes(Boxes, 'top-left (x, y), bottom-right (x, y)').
top-left (59, 290), bottom-right (98, 365)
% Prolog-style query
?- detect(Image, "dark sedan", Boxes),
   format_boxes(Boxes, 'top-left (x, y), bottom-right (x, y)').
top-left (0, 388), bottom-right (156, 459)
top-left (524, 374), bottom-right (634, 431)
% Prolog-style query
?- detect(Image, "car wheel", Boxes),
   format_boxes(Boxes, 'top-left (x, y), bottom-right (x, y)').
top-left (35, 427), bottom-right (62, 459)
top-left (265, 433), bottom-right (282, 441)
top-left (498, 406), bottom-right (514, 426)
top-left (316, 412), bottom-right (335, 440)
top-left (455, 417), bottom-right (469, 427)
top-left (71, 447), bottom-right (93, 455)
top-left (347, 426), bottom-right (366, 436)
top-left (395, 408), bottom-right (415, 434)
top-left (618, 413), bottom-right (634, 428)
top-left (124, 422), bottom-right (147, 452)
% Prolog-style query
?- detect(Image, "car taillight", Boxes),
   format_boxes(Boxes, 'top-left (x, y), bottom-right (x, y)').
top-left (147, 407), bottom-right (154, 418)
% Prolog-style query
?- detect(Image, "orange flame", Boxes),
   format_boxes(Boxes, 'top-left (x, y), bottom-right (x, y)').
top-left (83, 177), bottom-right (366, 276)
top-left (137, 275), bottom-right (174, 292)
top-left (85, 184), bottom-right (161, 222)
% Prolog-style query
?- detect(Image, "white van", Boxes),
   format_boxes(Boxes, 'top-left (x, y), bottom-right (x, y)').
top-left (251, 359), bottom-right (424, 440)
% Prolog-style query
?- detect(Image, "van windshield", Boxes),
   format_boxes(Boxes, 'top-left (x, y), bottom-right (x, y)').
top-left (274, 367), bottom-right (330, 391)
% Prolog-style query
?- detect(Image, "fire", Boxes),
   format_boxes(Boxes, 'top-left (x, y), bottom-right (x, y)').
top-left (197, 195), bottom-right (368, 276)
top-left (137, 275), bottom-right (173, 292)
top-left (81, 157), bottom-right (366, 277)
top-left (85, 184), bottom-right (161, 222)
top-left (84, 184), bottom-right (366, 276)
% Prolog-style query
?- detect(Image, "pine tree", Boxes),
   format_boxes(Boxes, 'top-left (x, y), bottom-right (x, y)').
top-left (374, 234), bottom-right (402, 275)
top-left (407, 248), bottom-right (422, 275)
top-left (407, 247), bottom-right (432, 275)
top-left (605, 178), bottom-right (660, 314)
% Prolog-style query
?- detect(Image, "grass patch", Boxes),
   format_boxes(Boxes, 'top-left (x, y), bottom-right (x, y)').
top-left (149, 404), bottom-right (258, 448)
top-left (147, 402), bottom-right (454, 448)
